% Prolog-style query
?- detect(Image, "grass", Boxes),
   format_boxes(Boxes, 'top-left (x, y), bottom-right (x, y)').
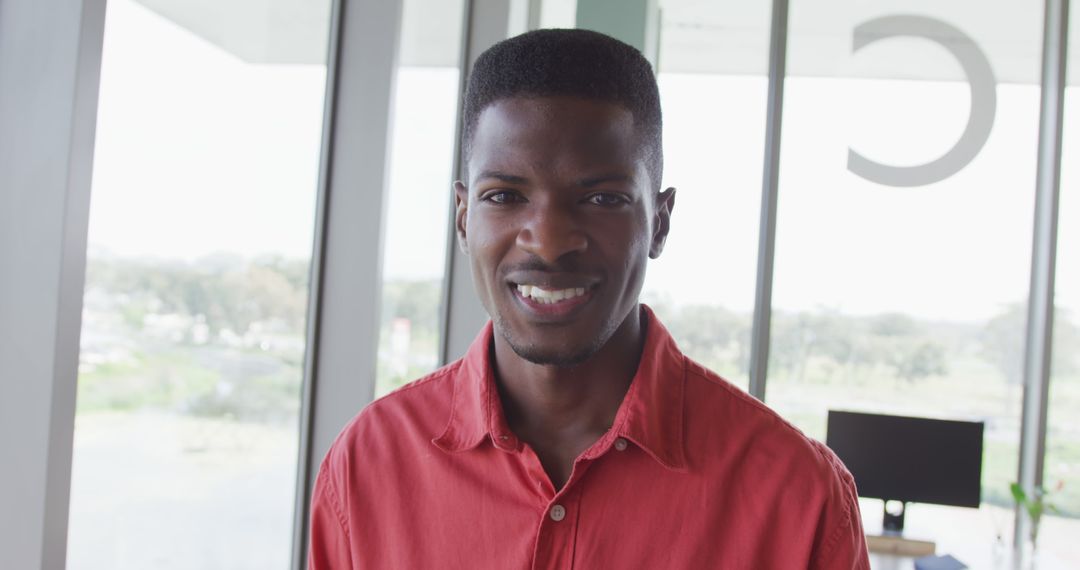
top-left (77, 343), bottom-right (302, 424)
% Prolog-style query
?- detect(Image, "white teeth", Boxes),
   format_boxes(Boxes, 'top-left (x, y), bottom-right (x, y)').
top-left (515, 284), bottom-right (588, 304)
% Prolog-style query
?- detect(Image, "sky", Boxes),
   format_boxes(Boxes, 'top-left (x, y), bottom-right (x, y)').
top-left (87, 0), bottom-right (1078, 324)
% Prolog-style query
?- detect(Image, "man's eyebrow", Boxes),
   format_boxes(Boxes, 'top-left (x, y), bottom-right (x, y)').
top-left (476, 170), bottom-right (528, 185)
top-left (580, 174), bottom-right (633, 187)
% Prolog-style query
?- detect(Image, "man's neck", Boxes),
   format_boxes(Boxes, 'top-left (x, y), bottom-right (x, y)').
top-left (491, 306), bottom-right (647, 485)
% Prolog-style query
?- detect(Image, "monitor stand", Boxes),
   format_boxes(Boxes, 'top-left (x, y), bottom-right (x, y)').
top-left (865, 500), bottom-right (936, 557)
top-left (883, 499), bottom-right (906, 533)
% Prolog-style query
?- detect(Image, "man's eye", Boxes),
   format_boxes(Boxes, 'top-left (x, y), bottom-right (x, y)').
top-left (587, 193), bottom-right (627, 207)
top-left (484, 191), bottom-right (522, 204)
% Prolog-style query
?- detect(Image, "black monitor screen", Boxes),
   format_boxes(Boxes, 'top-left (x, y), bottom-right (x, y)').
top-left (825, 410), bottom-right (983, 508)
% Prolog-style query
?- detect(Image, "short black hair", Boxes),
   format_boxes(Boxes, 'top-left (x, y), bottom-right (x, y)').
top-left (462, 28), bottom-right (663, 188)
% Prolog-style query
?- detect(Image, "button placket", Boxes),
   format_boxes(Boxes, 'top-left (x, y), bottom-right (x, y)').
top-left (531, 454), bottom-right (592, 567)
top-left (532, 489), bottom-right (580, 569)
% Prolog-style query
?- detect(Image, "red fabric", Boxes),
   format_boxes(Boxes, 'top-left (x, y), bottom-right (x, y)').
top-left (309, 305), bottom-right (870, 569)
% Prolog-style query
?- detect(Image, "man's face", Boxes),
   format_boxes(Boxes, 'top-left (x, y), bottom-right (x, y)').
top-left (455, 96), bottom-right (674, 366)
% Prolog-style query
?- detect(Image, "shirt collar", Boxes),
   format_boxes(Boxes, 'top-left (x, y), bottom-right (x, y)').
top-left (432, 304), bottom-right (688, 472)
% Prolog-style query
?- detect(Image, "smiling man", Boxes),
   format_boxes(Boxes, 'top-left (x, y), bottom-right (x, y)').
top-left (308, 29), bottom-right (870, 569)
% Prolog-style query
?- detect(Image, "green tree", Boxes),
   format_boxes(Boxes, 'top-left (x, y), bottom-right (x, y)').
top-left (890, 340), bottom-right (947, 382)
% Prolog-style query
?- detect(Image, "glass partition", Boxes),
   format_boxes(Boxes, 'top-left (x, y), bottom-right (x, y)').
top-left (765, 1), bottom-right (1045, 565)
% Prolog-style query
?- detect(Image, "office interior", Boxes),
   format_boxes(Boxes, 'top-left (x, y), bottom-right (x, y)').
top-left (1, 0), bottom-right (1077, 568)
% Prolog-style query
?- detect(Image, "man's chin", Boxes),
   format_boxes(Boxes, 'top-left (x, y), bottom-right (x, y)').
top-left (492, 302), bottom-right (638, 368)
top-left (497, 324), bottom-right (602, 368)
top-left (508, 342), bottom-right (597, 368)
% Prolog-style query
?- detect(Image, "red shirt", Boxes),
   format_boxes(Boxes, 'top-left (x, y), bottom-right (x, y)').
top-left (308, 306), bottom-right (870, 569)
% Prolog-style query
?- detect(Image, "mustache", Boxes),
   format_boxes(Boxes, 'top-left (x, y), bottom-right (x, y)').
top-left (501, 256), bottom-right (585, 276)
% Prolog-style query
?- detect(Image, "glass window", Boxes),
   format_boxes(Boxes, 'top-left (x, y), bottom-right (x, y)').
top-left (638, 0), bottom-right (772, 391)
top-left (540, 0), bottom-right (578, 29)
top-left (375, 0), bottom-right (467, 397)
top-left (68, 0), bottom-right (331, 568)
top-left (765, 2), bottom-right (1044, 566)
top-left (1042, 2), bottom-right (1080, 564)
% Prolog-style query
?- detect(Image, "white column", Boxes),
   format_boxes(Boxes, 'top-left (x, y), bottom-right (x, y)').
top-left (0, 1), bottom-right (107, 569)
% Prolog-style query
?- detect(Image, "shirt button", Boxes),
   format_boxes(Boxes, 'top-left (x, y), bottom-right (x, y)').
top-left (614, 437), bottom-right (628, 451)
top-left (550, 504), bottom-right (566, 522)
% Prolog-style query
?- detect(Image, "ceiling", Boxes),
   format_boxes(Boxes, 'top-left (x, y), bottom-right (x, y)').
top-left (136, 0), bottom-right (1076, 85)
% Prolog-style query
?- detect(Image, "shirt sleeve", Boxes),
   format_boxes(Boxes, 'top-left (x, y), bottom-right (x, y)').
top-left (308, 463), bottom-right (354, 570)
top-left (811, 445), bottom-right (871, 570)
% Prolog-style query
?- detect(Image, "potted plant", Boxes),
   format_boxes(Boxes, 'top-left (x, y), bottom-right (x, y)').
top-left (1010, 480), bottom-right (1063, 567)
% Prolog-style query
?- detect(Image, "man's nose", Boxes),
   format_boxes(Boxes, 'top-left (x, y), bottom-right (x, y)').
top-left (515, 205), bottom-right (588, 264)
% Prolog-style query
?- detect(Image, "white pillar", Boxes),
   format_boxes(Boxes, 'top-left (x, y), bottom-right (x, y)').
top-left (0, 1), bottom-right (107, 569)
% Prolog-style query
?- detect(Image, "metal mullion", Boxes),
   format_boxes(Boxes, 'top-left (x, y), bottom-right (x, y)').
top-left (289, 0), bottom-right (344, 566)
top-left (1015, 0), bottom-right (1070, 550)
top-left (438, 0), bottom-right (478, 367)
top-left (748, 0), bottom-right (790, 402)
top-left (291, 0), bottom-right (405, 567)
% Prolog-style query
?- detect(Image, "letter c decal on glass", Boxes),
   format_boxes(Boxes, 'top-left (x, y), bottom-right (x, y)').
top-left (847, 15), bottom-right (997, 187)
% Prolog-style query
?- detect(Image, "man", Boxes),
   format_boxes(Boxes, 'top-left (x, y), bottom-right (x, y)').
top-left (309, 29), bottom-right (869, 569)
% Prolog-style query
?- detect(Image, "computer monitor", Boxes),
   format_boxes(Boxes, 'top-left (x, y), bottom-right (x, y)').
top-left (825, 410), bottom-right (984, 533)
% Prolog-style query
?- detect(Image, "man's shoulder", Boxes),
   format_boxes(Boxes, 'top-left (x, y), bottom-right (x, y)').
top-left (322, 360), bottom-right (462, 467)
top-left (677, 357), bottom-right (866, 566)
top-left (367, 360), bottom-right (462, 417)
top-left (681, 357), bottom-right (847, 481)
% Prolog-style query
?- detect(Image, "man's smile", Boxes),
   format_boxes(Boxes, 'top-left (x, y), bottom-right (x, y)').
top-left (515, 284), bottom-right (587, 303)
top-left (508, 281), bottom-right (597, 319)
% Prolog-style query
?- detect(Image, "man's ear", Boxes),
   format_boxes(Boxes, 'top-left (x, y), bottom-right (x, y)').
top-left (649, 187), bottom-right (676, 259)
top-left (454, 181), bottom-right (470, 255)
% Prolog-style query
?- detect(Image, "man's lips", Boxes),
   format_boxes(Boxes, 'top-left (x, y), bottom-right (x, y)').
top-left (504, 270), bottom-right (601, 291)
top-left (503, 271), bottom-right (602, 318)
